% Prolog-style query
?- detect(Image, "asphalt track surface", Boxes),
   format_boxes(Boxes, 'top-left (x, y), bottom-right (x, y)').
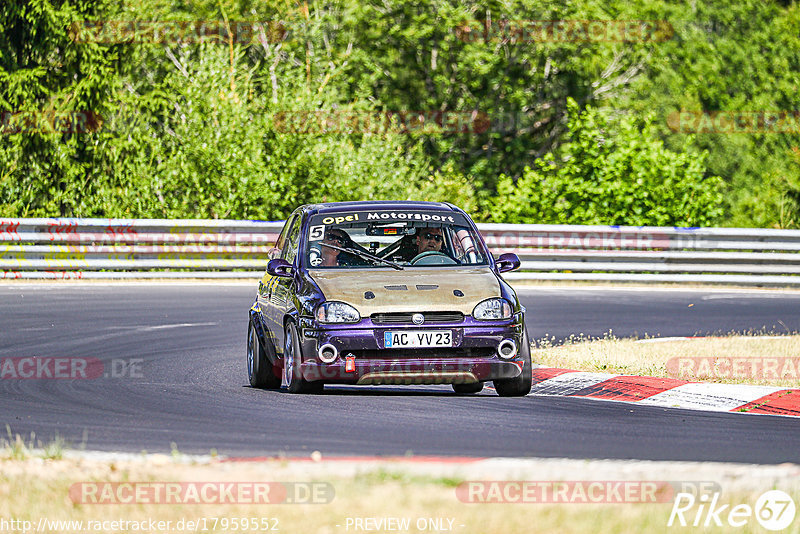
top-left (1, 283), bottom-right (799, 462)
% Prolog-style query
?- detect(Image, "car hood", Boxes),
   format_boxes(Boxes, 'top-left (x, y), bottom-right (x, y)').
top-left (309, 267), bottom-right (501, 316)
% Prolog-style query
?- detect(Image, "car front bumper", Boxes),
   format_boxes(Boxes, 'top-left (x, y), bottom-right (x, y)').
top-left (297, 315), bottom-right (525, 384)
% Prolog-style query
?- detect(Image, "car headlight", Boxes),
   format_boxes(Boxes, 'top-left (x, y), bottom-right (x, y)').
top-left (315, 302), bottom-right (361, 323)
top-left (472, 298), bottom-right (512, 320)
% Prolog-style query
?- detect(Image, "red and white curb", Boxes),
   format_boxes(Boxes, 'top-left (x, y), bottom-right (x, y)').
top-left (528, 367), bottom-right (800, 417)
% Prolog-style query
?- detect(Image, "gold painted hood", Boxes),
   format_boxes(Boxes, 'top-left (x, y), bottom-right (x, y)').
top-left (309, 267), bottom-right (501, 316)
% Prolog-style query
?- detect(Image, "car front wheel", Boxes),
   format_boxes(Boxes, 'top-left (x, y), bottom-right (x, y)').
top-left (493, 328), bottom-right (533, 397)
top-left (284, 321), bottom-right (323, 394)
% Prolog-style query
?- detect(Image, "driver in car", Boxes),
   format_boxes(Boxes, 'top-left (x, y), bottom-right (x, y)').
top-left (415, 227), bottom-right (444, 254)
top-left (393, 226), bottom-right (445, 262)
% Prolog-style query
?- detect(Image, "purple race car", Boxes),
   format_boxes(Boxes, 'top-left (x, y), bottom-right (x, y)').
top-left (247, 201), bottom-right (531, 396)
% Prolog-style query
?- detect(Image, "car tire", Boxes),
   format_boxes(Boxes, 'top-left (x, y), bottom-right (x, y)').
top-left (248, 321), bottom-right (281, 389)
top-left (452, 382), bottom-right (484, 394)
top-left (284, 321), bottom-right (324, 394)
top-left (493, 327), bottom-right (533, 397)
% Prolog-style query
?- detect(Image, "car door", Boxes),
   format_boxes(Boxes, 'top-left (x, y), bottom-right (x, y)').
top-left (263, 210), bottom-right (303, 355)
top-left (259, 211), bottom-right (300, 356)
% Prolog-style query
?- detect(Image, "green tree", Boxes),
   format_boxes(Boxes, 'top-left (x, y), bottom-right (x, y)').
top-left (66, 19), bottom-right (475, 219)
top-left (3, 0), bottom-right (796, 228)
top-left (331, 0), bottom-right (663, 192)
top-left (0, 0), bottom-right (122, 216)
top-left (623, 0), bottom-right (800, 227)
top-left (492, 99), bottom-right (724, 226)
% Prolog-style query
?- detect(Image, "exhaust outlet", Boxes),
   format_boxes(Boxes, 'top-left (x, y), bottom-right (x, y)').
top-left (318, 343), bottom-right (338, 363)
top-left (497, 339), bottom-right (517, 359)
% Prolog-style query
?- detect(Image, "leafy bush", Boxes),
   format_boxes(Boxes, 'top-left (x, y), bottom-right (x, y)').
top-left (490, 100), bottom-right (724, 226)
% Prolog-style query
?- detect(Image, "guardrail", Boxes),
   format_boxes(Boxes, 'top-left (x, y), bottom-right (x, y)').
top-left (1, 218), bottom-right (799, 285)
top-left (480, 223), bottom-right (800, 285)
top-left (0, 219), bottom-right (280, 279)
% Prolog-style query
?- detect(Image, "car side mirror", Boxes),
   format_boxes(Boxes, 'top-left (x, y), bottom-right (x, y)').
top-left (495, 253), bottom-right (521, 273)
top-left (267, 258), bottom-right (294, 278)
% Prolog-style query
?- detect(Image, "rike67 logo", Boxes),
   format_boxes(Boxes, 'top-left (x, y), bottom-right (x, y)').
top-left (669, 490), bottom-right (796, 531)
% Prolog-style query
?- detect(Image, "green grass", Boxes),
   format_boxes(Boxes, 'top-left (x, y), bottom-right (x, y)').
top-left (2, 425), bottom-right (70, 461)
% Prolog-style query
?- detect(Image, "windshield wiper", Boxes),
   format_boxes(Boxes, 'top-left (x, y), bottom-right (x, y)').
top-left (319, 243), bottom-right (404, 270)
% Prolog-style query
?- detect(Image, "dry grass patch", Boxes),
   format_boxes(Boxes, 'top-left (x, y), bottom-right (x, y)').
top-left (532, 334), bottom-right (800, 387)
top-left (1, 455), bottom-right (799, 534)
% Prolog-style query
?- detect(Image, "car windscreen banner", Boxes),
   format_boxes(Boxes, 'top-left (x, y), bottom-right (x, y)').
top-left (308, 210), bottom-right (471, 238)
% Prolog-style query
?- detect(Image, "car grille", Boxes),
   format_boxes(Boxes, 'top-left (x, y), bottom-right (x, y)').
top-left (348, 347), bottom-right (496, 359)
top-left (371, 311), bottom-right (465, 324)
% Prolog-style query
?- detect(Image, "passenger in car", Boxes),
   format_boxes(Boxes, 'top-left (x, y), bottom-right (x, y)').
top-left (321, 229), bottom-right (369, 267)
top-left (320, 229), bottom-right (350, 266)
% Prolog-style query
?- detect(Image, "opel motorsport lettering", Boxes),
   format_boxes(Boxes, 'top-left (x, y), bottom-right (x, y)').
top-left (247, 201), bottom-right (531, 395)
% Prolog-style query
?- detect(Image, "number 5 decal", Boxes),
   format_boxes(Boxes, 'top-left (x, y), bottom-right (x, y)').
top-left (309, 225), bottom-right (325, 240)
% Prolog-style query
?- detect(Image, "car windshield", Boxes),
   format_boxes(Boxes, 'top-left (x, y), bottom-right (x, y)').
top-left (305, 210), bottom-right (489, 268)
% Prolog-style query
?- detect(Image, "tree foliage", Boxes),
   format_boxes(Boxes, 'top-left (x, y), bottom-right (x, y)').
top-left (0, 0), bottom-right (121, 216)
top-left (492, 100), bottom-right (724, 226)
top-left (0, 0), bottom-right (797, 226)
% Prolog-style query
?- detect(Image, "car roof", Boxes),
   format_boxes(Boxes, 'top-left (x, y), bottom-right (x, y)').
top-left (303, 200), bottom-right (459, 216)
